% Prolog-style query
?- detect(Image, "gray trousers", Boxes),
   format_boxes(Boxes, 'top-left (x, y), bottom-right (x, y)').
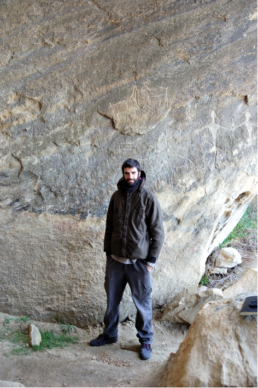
top-left (103, 257), bottom-right (153, 344)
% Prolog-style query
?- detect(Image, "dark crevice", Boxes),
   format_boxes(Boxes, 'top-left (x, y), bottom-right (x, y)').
top-left (97, 110), bottom-right (116, 129)
top-left (11, 154), bottom-right (23, 177)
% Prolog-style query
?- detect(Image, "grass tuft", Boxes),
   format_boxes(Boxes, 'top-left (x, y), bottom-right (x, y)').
top-left (199, 273), bottom-right (209, 286)
top-left (32, 330), bottom-right (79, 352)
top-left (219, 207), bottom-right (257, 248)
top-left (0, 316), bottom-right (79, 356)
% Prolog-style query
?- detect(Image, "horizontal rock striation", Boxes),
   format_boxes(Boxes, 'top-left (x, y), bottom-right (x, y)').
top-left (0, 0), bottom-right (257, 325)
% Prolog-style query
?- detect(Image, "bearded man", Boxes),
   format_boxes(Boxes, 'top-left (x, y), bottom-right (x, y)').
top-left (90, 158), bottom-right (164, 360)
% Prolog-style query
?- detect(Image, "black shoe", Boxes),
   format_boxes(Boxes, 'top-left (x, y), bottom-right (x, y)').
top-left (90, 334), bottom-right (117, 347)
top-left (139, 343), bottom-right (152, 360)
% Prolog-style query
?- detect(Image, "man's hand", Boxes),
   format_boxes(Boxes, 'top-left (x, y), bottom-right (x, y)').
top-left (146, 264), bottom-right (153, 273)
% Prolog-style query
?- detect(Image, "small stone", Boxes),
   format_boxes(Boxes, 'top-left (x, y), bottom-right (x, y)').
top-left (198, 286), bottom-right (208, 291)
top-left (208, 267), bottom-right (228, 275)
top-left (28, 324), bottom-right (42, 347)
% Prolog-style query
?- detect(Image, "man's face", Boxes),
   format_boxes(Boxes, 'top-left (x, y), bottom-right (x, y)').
top-left (123, 167), bottom-right (140, 186)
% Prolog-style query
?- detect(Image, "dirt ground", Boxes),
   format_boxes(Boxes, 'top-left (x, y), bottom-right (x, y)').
top-left (0, 311), bottom-right (188, 387)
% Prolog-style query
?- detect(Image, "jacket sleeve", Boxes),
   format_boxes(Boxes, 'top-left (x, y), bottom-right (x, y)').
top-left (146, 195), bottom-right (165, 263)
top-left (103, 194), bottom-right (114, 256)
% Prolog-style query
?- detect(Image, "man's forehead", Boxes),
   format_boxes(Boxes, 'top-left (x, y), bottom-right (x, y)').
top-left (124, 167), bottom-right (138, 173)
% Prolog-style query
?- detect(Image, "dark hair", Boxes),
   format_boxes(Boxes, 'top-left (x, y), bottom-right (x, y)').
top-left (122, 158), bottom-right (141, 173)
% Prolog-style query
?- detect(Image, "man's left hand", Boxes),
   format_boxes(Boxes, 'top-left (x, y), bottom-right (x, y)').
top-left (146, 264), bottom-right (153, 273)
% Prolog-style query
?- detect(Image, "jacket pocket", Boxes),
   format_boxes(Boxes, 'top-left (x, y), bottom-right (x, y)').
top-left (112, 206), bottom-right (124, 239)
top-left (135, 206), bottom-right (146, 233)
top-left (114, 206), bottom-right (123, 223)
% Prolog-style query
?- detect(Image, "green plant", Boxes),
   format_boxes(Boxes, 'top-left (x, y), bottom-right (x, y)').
top-left (15, 316), bottom-right (29, 323)
top-left (0, 321), bottom-right (79, 356)
top-left (199, 273), bottom-right (209, 286)
top-left (32, 330), bottom-right (79, 351)
top-left (55, 315), bottom-right (66, 324)
top-left (9, 330), bottom-right (28, 344)
top-left (0, 328), bottom-right (30, 356)
top-left (4, 316), bottom-right (30, 328)
top-left (60, 323), bottom-right (76, 334)
top-left (12, 346), bottom-right (31, 356)
top-left (219, 208), bottom-right (257, 248)
top-left (4, 317), bottom-right (15, 327)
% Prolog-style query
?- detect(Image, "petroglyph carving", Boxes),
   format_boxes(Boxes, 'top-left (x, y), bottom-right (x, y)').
top-left (244, 111), bottom-right (252, 143)
top-left (107, 86), bottom-right (170, 135)
top-left (0, 94), bottom-right (42, 133)
top-left (209, 110), bottom-right (220, 147)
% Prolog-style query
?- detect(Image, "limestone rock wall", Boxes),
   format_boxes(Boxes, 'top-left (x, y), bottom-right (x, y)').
top-left (0, 0), bottom-right (257, 325)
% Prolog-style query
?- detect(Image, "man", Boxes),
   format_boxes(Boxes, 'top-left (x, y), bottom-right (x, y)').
top-left (90, 158), bottom-right (164, 360)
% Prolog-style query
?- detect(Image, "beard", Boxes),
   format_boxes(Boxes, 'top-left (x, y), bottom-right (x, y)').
top-left (125, 176), bottom-right (139, 186)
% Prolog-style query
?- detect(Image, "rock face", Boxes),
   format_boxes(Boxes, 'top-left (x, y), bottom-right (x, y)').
top-left (0, 0), bottom-right (257, 325)
top-left (162, 288), bottom-right (223, 325)
top-left (162, 292), bottom-right (257, 387)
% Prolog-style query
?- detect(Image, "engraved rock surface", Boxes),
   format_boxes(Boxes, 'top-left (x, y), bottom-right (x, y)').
top-left (161, 293), bottom-right (257, 387)
top-left (0, 0), bottom-right (257, 325)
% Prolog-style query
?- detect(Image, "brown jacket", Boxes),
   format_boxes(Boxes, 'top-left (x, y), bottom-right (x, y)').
top-left (104, 171), bottom-right (164, 262)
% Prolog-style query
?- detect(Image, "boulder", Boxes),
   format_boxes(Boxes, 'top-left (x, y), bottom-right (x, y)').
top-left (28, 324), bottom-right (42, 347)
top-left (223, 268), bottom-right (258, 299)
top-left (215, 247), bottom-right (242, 268)
top-left (161, 292), bottom-right (257, 387)
top-left (0, 0), bottom-right (257, 325)
top-left (162, 288), bottom-right (223, 325)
